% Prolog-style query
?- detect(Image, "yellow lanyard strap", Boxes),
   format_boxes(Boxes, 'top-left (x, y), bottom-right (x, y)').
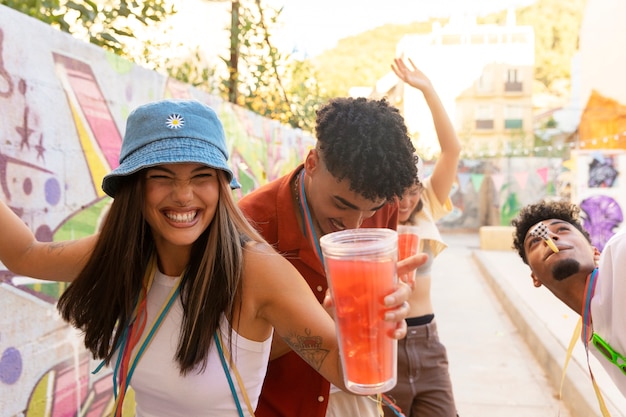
top-left (561, 317), bottom-right (611, 416)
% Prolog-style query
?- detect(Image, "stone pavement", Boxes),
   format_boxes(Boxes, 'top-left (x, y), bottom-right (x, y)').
top-left (430, 232), bottom-right (626, 417)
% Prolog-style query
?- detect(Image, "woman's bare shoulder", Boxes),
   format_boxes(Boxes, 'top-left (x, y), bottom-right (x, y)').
top-left (242, 240), bottom-right (292, 268)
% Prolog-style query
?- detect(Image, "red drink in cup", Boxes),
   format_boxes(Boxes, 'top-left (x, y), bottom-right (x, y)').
top-left (320, 228), bottom-right (398, 394)
top-left (397, 225), bottom-right (420, 286)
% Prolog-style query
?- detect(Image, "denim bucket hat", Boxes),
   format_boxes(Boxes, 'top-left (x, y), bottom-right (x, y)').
top-left (102, 99), bottom-right (240, 197)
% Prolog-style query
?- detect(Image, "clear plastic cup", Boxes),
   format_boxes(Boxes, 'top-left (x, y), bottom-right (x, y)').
top-left (397, 225), bottom-right (420, 287)
top-left (319, 228), bottom-right (398, 395)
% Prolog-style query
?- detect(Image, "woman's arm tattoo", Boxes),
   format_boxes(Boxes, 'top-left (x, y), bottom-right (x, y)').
top-left (283, 328), bottom-right (330, 371)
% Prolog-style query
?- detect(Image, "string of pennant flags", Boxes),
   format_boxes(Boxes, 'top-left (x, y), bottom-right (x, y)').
top-left (416, 159), bottom-right (556, 193)
top-left (457, 169), bottom-right (544, 193)
top-left (457, 130), bottom-right (626, 159)
top-left (577, 131), bottom-right (626, 147)
top-left (454, 139), bottom-right (626, 193)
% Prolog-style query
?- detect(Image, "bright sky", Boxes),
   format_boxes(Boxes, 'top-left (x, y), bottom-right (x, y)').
top-left (170, 0), bottom-right (537, 61)
top-left (269, 0), bottom-right (538, 57)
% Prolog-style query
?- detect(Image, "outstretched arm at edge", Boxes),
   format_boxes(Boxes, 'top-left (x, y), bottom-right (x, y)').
top-left (0, 200), bottom-right (95, 282)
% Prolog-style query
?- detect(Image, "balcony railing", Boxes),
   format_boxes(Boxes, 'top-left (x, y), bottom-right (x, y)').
top-left (504, 81), bottom-right (523, 92)
top-left (505, 119), bottom-right (523, 129)
top-left (475, 119), bottom-right (494, 130)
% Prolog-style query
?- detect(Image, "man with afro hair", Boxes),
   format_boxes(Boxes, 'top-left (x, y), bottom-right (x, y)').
top-left (239, 92), bottom-right (423, 417)
top-left (511, 199), bottom-right (626, 398)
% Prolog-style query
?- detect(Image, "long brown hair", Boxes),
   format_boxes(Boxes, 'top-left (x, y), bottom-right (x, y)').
top-left (57, 169), bottom-right (266, 374)
top-left (400, 180), bottom-right (424, 226)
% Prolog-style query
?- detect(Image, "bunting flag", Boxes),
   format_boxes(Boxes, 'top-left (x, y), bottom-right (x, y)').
top-left (562, 159), bottom-right (575, 170)
top-left (458, 169), bottom-right (559, 193)
top-left (514, 171), bottom-right (529, 190)
top-left (491, 173), bottom-right (505, 191)
top-left (457, 131), bottom-right (625, 159)
top-left (536, 167), bottom-right (549, 185)
top-left (470, 173), bottom-right (484, 191)
top-left (458, 173), bottom-right (471, 191)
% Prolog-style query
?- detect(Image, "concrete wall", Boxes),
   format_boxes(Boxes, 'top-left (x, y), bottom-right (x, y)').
top-left (0, 6), bottom-right (315, 416)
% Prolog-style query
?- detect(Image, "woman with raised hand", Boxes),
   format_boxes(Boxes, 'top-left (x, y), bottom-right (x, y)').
top-left (384, 58), bottom-right (462, 417)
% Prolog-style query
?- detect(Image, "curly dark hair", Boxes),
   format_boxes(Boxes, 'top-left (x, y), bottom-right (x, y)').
top-left (511, 199), bottom-right (591, 264)
top-left (315, 97), bottom-right (418, 201)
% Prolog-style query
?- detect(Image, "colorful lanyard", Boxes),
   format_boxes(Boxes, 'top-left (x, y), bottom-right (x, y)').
top-left (582, 268), bottom-right (598, 344)
top-left (579, 268), bottom-right (611, 417)
top-left (297, 169), bottom-right (324, 264)
top-left (215, 331), bottom-right (256, 416)
top-left (92, 259), bottom-right (256, 416)
top-left (93, 257), bottom-right (182, 417)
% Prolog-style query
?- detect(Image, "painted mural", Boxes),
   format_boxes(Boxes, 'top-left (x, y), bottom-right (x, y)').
top-left (572, 150), bottom-right (626, 251)
top-left (0, 6), bottom-right (315, 416)
top-left (438, 156), bottom-right (569, 229)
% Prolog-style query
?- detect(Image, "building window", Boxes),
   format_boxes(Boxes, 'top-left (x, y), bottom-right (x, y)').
top-left (441, 34), bottom-right (462, 45)
top-left (507, 69), bottom-right (520, 82)
top-left (475, 105), bottom-right (494, 130)
top-left (504, 105), bottom-right (523, 129)
top-left (512, 33), bottom-right (529, 43)
top-left (505, 68), bottom-right (522, 92)
top-left (477, 68), bottom-right (494, 94)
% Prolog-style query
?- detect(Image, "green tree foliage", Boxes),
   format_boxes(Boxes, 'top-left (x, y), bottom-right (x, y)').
top-left (164, 46), bottom-right (222, 94)
top-left (311, 0), bottom-right (584, 97)
top-left (3, 0), bottom-right (326, 132)
top-left (0, 0), bottom-right (176, 57)
top-left (519, 0), bottom-right (586, 91)
top-left (285, 59), bottom-right (328, 131)
top-left (2, 0), bottom-right (584, 132)
top-left (229, 1), bottom-right (328, 132)
top-left (312, 20), bottom-right (446, 97)
top-left (480, 0), bottom-right (586, 92)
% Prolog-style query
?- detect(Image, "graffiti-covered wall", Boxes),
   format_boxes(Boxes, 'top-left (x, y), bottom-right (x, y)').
top-left (436, 156), bottom-right (568, 230)
top-left (0, 6), bottom-right (315, 416)
top-left (436, 151), bottom-right (625, 248)
top-left (570, 150), bottom-right (626, 251)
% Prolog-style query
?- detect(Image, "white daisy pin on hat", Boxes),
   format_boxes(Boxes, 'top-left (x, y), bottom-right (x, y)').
top-left (166, 113), bottom-right (185, 129)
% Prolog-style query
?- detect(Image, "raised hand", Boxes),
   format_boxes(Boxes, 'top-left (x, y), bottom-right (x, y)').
top-left (391, 57), bottom-right (433, 93)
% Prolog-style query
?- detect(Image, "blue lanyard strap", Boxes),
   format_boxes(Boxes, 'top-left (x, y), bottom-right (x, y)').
top-left (297, 169), bottom-right (324, 265)
top-left (582, 268), bottom-right (598, 345)
top-left (215, 332), bottom-right (245, 417)
top-left (579, 267), bottom-right (613, 416)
